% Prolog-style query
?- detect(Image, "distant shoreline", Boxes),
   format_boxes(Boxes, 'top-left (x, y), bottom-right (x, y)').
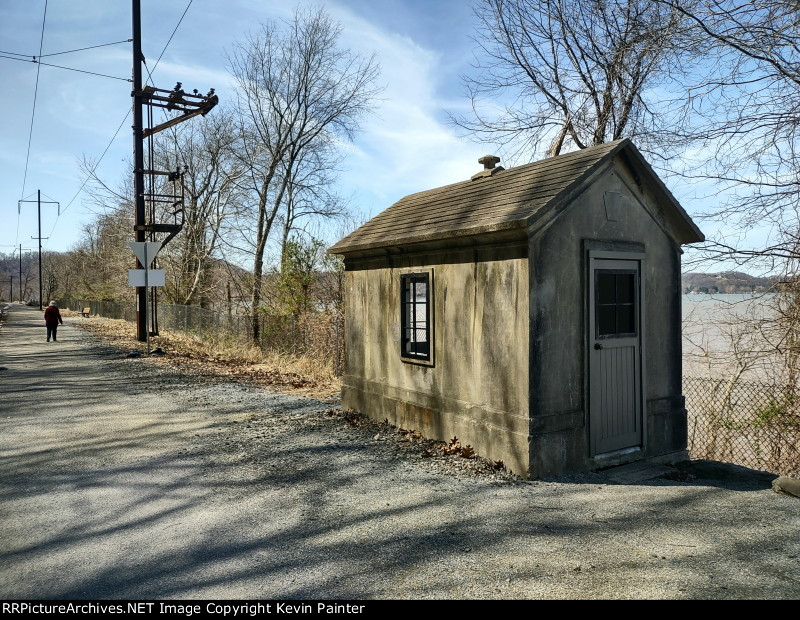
top-left (682, 271), bottom-right (778, 295)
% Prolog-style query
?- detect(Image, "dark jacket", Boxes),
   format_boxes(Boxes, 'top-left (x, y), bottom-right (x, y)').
top-left (44, 306), bottom-right (63, 326)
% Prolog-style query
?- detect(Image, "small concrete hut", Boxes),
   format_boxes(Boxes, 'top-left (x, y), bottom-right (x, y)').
top-left (329, 139), bottom-right (704, 478)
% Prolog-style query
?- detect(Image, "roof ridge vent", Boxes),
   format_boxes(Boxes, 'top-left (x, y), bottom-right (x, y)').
top-left (471, 154), bottom-right (504, 180)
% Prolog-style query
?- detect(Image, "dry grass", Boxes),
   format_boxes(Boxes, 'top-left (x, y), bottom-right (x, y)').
top-left (74, 317), bottom-right (341, 399)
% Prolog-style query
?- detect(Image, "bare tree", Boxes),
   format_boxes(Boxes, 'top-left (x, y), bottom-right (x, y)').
top-left (69, 211), bottom-right (133, 301)
top-left (0, 251), bottom-right (36, 302)
top-left (76, 108), bottom-right (245, 309)
top-left (278, 141), bottom-right (348, 270)
top-left (654, 1), bottom-right (800, 271)
top-left (74, 158), bottom-right (140, 300)
top-left (155, 108), bottom-right (245, 307)
top-left (649, 1), bottom-right (800, 396)
top-left (226, 6), bottom-right (380, 343)
top-left (41, 252), bottom-right (60, 303)
top-left (19, 252), bottom-right (35, 302)
top-left (455, 0), bottom-right (696, 159)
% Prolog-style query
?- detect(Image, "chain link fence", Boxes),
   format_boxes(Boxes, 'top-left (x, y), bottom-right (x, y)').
top-left (60, 298), bottom-right (345, 376)
top-left (683, 376), bottom-right (800, 476)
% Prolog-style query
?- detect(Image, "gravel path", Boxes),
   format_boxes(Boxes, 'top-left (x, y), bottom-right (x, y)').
top-left (1, 304), bottom-right (799, 600)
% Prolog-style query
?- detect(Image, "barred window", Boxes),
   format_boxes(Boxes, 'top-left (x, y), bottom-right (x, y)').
top-left (401, 273), bottom-right (431, 361)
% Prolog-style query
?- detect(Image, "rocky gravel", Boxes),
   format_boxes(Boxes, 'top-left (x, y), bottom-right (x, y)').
top-left (86, 323), bottom-right (524, 485)
top-left (2, 306), bottom-right (799, 600)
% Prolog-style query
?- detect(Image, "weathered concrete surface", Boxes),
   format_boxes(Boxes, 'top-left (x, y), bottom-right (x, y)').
top-left (2, 305), bottom-right (800, 600)
top-left (334, 143), bottom-right (699, 480)
top-left (528, 158), bottom-right (687, 477)
top-left (772, 476), bottom-right (800, 498)
top-left (342, 242), bottom-right (530, 475)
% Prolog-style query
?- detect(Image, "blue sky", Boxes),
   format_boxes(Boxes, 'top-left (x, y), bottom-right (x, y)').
top-left (0, 0), bottom-right (736, 267)
top-left (0, 0), bottom-right (486, 256)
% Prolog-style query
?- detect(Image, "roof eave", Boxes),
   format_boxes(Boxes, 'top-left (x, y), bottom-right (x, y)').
top-left (616, 142), bottom-right (705, 245)
top-left (328, 219), bottom-right (529, 256)
top-left (330, 139), bottom-right (705, 255)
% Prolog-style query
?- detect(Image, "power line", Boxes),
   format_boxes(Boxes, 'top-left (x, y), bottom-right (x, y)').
top-left (17, 0), bottom-right (48, 247)
top-left (43, 110), bottom-right (130, 238)
top-left (40, 191), bottom-right (60, 204)
top-left (141, 0), bottom-right (193, 86)
top-left (0, 38), bottom-right (132, 59)
top-left (20, 1), bottom-right (48, 200)
top-left (0, 54), bottom-right (131, 82)
top-left (153, 0), bottom-right (194, 71)
top-left (62, 0), bottom-right (193, 211)
top-left (40, 38), bottom-right (133, 58)
top-left (42, 0), bottom-right (195, 250)
top-left (35, 59), bottom-right (131, 82)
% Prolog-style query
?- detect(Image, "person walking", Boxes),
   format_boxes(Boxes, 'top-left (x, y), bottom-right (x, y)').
top-left (44, 301), bottom-right (63, 342)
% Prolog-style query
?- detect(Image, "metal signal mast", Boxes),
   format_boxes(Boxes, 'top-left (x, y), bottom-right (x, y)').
top-left (131, 0), bottom-right (218, 342)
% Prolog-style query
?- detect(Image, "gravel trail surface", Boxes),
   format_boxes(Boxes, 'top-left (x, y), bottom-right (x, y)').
top-left (1, 305), bottom-right (798, 600)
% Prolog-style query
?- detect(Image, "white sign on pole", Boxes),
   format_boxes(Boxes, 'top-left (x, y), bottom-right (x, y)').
top-left (128, 241), bottom-right (162, 268)
top-left (128, 269), bottom-right (165, 287)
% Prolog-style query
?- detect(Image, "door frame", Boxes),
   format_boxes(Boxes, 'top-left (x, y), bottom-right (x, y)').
top-left (587, 249), bottom-right (646, 457)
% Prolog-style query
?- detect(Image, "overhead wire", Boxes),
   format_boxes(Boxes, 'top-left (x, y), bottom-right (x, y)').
top-left (153, 0), bottom-right (193, 72)
top-left (0, 54), bottom-right (131, 82)
top-left (43, 0), bottom-right (195, 249)
top-left (17, 0), bottom-right (48, 247)
top-left (0, 38), bottom-right (132, 59)
top-left (39, 38), bottom-right (133, 58)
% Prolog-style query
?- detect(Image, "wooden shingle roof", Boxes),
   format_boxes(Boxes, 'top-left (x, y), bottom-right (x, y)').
top-left (330, 139), bottom-right (703, 254)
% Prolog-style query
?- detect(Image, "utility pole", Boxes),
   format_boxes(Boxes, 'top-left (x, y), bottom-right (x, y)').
top-left (132, 0), bottom-right (147, 341)
top-left (19, 190), bottom-right (59, 311)
top-left (129, 0), bottom-right (216, 343)
top-left (18, 244), bottom-right (31, 302)
top-left (1, 245), bottom-right (19, 303)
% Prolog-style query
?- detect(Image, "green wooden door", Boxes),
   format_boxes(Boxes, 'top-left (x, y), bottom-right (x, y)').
top-left (589, 255), bottom-right (643, 455)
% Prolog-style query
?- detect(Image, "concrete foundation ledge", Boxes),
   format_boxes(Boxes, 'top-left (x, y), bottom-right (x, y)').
top-left (772, 476), bottom-right (800, 498)
top-left (341, 385), bottom-right (530, 476)
top-left (590, 449), bottom-right (688, 476)
top-left (645, 450), bottom-right (689, 466)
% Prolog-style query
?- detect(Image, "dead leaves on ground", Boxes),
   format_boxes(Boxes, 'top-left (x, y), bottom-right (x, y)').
top-left (323, 408), bottom-right (512, 476)
top-left (324, 408), bottom-right (365, 427)
top-left (439, 436), bottom-right (475, 458)
top-left (73, 318), bottom-right (330, 396)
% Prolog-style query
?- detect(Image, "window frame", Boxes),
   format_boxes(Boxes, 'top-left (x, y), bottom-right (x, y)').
top-left (400, 271), bottom-right (434, 364)
top-left (594, 268), bottom-right (639, 339)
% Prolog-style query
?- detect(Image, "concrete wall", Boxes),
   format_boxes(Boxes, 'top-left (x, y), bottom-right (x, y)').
top-left (528, 159), bottom-right (687, 477)
top-left (340, 155), bottom-right (690, 480)
top-left (341, 242), bottom-right (530, 475)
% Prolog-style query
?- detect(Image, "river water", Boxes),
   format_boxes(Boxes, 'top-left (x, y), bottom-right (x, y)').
top-left (681, 293), bottom-right (782, 382)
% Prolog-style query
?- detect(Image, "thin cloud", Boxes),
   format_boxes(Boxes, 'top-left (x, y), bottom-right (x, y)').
top-left (327, 3), bottom-right (483, 207)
